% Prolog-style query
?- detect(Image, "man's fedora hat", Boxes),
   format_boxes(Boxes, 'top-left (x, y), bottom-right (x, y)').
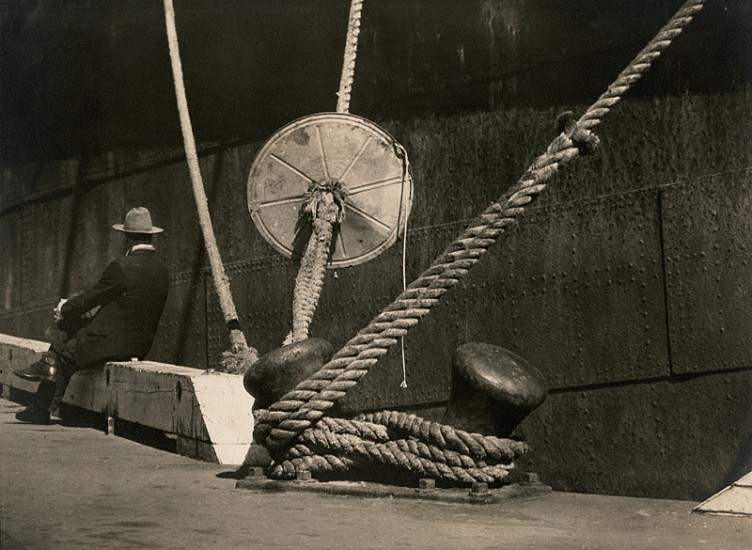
top-left (112, 207), bottom-right (164, 234)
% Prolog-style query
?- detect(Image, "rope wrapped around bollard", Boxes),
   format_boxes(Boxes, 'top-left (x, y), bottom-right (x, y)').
top-left (253, 0), bottom-right (708, 483)
top-left (267, 413), bottom-right (529, 483)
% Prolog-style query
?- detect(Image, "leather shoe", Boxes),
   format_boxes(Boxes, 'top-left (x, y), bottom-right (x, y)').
top-left (14, 358), bottom-right (60, 382)
top-left (15, 406), bottom-right (51, 425)
top-left (49, 406), bottom-right (62, 420)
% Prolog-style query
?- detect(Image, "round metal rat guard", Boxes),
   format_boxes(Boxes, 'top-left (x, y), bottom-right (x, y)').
top-left (247, 112), bottom-right (413, 269)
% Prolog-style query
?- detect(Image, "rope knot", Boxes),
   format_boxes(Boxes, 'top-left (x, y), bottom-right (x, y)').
top-left (555, 111), bottom-right (600, 156)
top-left (304, 179), bottom-right (349, 224)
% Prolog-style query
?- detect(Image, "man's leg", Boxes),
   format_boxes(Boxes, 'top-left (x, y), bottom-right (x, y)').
top-left (47, 337), bottom-right (78, 416)
top-left (13, 352), bottom-right (59, 382)
top-left (14, 380), bottom-right (57, 424)
top-left (13, 327), bottom-right (69, 382)
top-left (14, 328), bottom-right (75, 424)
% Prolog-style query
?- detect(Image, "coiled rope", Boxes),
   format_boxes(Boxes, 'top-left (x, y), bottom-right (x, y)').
top-left (267, 411), bottom-right (530, 482)
top-left (254, 0), bottom-right (708, 481)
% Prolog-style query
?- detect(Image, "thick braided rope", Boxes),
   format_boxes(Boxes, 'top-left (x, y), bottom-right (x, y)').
top-left (163, 0), bottom-right (250, 355)
top-left (285, 206), bottom-right (339, 344)
top-left (357, 411), bottom-right (528, 462)
top-left (270, 446), bottom-right (513, 484)
top-left (336, 0), bottom-right (364, 113)
top-left (255, 0), bottom-right (708, 454)
top-left (252, 411), bottom-right (528, 482)
top-left (267, 417), bottom-right (522, 483)
top-left (319, 414), bottom-right (528, 462)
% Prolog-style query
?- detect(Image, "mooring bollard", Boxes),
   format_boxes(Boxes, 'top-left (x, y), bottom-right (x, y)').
top-left (442, 343), bottom-right (547, 438)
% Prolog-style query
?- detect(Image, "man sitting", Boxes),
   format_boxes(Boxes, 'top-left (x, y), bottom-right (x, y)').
top-left (14, 207), bottom-right (169, 424)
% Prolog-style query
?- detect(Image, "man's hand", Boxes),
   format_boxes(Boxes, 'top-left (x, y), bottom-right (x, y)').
top-left (53, 298), bottom-right (67, 323)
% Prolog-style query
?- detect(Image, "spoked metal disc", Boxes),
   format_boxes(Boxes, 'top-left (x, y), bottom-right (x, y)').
top-left (247, 112), bottom-right (413, 268)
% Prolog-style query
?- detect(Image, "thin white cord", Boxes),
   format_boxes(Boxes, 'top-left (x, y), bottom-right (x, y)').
top-left (396, 143), bottom-right (412, 389)
top-left (399, 217), bottom-right (409, 388)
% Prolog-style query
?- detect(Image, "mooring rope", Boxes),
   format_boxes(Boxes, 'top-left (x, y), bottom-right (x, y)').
top-left (267, 413), bottom-right (529, 482)
top-left (285, 181), bottom-right (348, 344)
top-left (282, 0), bottom-right (364, 343)
top-left (163, 0), bottom-right (254, 357)
top-left (336, 0), bottom-right (365, 113)
top-left (254, 0), bottom-right (708, 465)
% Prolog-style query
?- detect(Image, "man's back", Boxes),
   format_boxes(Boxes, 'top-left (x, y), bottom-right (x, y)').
top-left (65, 248), bottom-right (169, 368)
top-left (13, 207), bottom-right (169, 424)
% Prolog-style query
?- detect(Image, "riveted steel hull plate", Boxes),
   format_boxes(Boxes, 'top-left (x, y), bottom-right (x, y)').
top-left (661, 172), bottom-right (752, 374)
top-left (149, 271), bottom-right (208, 369)
top-left (341, 189), bottom-right (671, 411)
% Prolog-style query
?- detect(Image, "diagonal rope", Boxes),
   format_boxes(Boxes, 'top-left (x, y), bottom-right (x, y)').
top-left (163, 0), bottom-right (253, 356)
top-left (254, 0), bottom-right (708, 455)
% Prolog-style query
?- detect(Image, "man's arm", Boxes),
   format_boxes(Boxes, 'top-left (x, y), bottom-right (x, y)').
top-left (58, 261), bottom-right (125, 326)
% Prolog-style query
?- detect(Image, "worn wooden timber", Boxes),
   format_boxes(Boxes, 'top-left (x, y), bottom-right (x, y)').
top-left (0, 333), bottom-right (254, 465)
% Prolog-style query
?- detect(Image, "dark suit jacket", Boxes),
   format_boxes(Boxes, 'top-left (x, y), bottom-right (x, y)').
top-left (58, 248), bottom-right (169, 369)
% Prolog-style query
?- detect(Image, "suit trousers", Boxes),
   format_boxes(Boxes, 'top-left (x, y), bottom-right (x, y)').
top-left (35, 326), bottom-right (80, 413)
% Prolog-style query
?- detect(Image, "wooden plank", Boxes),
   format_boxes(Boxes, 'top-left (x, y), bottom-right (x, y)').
top-left (63, 368), bottom-right (108, 412)
top-left (0, 334), bottom-right (48, 394)
top-left (0, 333), bottom-right (254, 465)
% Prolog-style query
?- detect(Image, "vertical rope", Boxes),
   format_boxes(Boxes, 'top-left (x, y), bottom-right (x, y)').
top-left (285, 0), bottom-right (363, 343)
top-left (163, 0), bottom-right (248, 353)
top-left (336, 0), bottom-right (364, 113)
top-left (285, 187), bottom-right (345, 345)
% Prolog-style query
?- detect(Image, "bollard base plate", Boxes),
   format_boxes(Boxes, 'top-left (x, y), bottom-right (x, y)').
top-left (236, 477), bottom-right (552, 505)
